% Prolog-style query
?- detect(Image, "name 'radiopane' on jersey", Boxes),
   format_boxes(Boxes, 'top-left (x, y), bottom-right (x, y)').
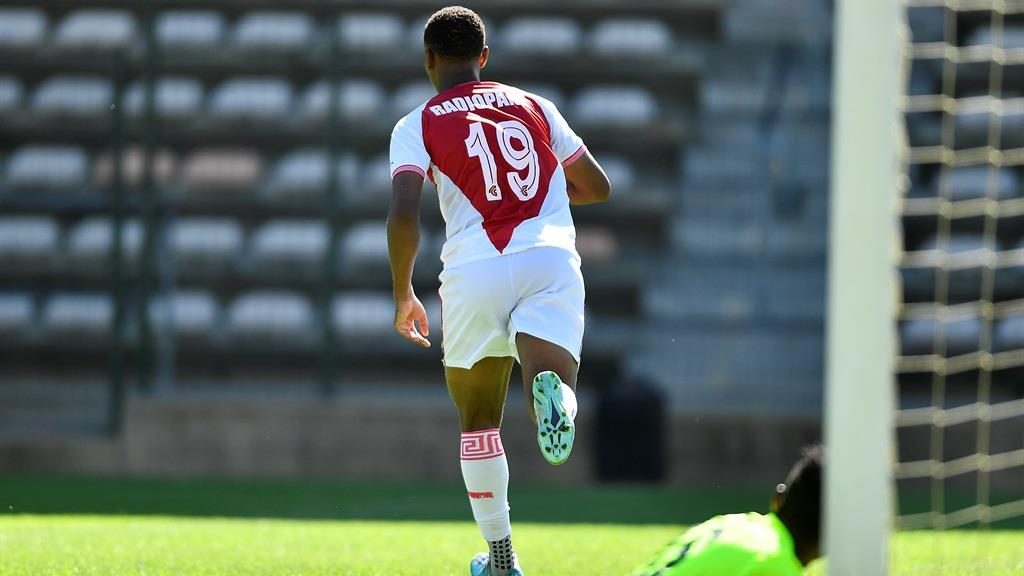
top-left (427, 90), bottom-right (525, 117)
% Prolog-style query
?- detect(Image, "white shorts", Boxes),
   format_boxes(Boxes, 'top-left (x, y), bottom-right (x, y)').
top-left (438, 246), bottom-right (585, 369)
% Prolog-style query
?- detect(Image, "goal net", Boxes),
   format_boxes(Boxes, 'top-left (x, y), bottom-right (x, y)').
top-left (897, 0), bottom-right (1024, 556)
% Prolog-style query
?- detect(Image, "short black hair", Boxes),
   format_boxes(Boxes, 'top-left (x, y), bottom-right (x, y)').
top-left (774, 445), bottom-right (823, 545)
top-left (423, 6), bottom-right (485, 60)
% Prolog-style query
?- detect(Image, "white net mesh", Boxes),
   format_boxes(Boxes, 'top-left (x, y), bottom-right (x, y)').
top-left (897, 0), bottom-right (1024, 534)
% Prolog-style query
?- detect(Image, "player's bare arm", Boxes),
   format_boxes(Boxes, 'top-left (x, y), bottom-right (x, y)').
top-left (564, 150), bottom-right (612, 206)
top-left (387, 170), bottom-right (430, 348)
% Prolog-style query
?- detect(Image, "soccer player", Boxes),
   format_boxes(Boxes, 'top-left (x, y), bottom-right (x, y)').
top-left (387, 6), bottom-right (611, 576)
top-left (627, 446), bottom-right (823, 575)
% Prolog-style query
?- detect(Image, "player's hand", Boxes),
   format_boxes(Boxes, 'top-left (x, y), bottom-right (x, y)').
top-left (394, 295), bottom-right (431, 348)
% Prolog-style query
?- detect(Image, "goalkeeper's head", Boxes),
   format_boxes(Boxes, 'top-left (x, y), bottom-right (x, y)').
top-left (771, 444), bottom-right (823, 566)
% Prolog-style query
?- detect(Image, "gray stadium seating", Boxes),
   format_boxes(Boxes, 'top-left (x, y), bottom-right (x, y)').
top-left (169, 218), bottom-right (243, 275)
top-left (248, 219), bottom-right (327, 275)
top-left (93, 147), bottom-right (178, 190)
top-left (337, 13), bottom-right (404, 51)
top-left (518, 83), bottom-right (566, 111)
top-left (331, 292), bottom-right (393, 336)
top-left (4, 146), bottom-right (88, 190)
top-left (572, 86), bottom-right (658, 126)
top-left (224, 291), bottom-right (316, 349)
top-left (940, 166), bottom-right (1020, 201)
top-left (994, 312), bottom-right (1024, 352)
top-left (41, 293), bottom-right (112, 344)
top-left (576, 227), bottom-right (618, 263)
top-left (595, 153), bottom-right (635, 191)
top-left (148, 290), bottom-right (219, 345)
top-left (0, 8), bottom-right (47, 50)
top-left (500, 17), bottom-right (581, 55)
top-left (32, 76), bottom-right (112, 117)
top-left (66, 217), bottom-right (144, 273)
top-left (341, 222), bottom-right (389, 270)
top-left (966, 26), bottom-right (1024, 49)
top-left (156, 11), bottom-right (225, 50)
top-left (181, 149), bottom-right (262, 195)
top-left (906, 6), bottom-right (945, 44)
top-left (900, 314), bottom-right (982, 357)
top-left (124, 77), bottom-right (204, 120)
top-left (392, 81), bottom-right (437, 118)
top-left (264, 149), bottom-right (359, 201)
top-left (209, 77), bottom-right (294, 121)
top-left (301, 79), bottom-right (386, 122)
top-left (0, 293), bottom-right (34, 343)
top-left (362, 153), bottom-right (392, 196)
top-left (588, 19), bottom-right (672, 57)
top-left (232, 12), bottom-right (313, 52)
top-left (0, 76), bottom-right (24, 112)
top-left (0, 217), bottom-right (59, 266)
top-left (955, 106), bottom-right (1024, 150)
top-left (53, 9), bottom-right (136, 51)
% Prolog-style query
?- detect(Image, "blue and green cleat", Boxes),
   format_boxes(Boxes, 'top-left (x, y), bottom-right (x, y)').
top-left (532, 371), bottom-right (575, 465)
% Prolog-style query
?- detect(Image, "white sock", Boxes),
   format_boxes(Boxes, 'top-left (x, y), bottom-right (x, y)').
top-left (561, 383), bottom-right (578, 419)
top-left (460, 428), bottom-right (512, 542)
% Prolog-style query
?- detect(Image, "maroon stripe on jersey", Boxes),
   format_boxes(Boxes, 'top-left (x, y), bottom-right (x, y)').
top-left (392, 164), bottom-right (426, 179)
top-left (421, 81), bottom-right (559, 253)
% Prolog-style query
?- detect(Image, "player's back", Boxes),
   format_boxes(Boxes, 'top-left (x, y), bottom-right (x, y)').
top-left (627, 513), bottom-right (803, 576)
top-left (389, 80), bottom-right (586, 269)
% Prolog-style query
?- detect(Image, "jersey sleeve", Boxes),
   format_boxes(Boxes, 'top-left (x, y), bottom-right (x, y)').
top-left (389, 109), bottom-right (430, 180)
top-left (532, 95), bottom-right (586, 166)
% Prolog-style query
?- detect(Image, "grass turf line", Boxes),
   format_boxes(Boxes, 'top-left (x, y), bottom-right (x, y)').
top-left (1, 515), bottom-right (1023, 575)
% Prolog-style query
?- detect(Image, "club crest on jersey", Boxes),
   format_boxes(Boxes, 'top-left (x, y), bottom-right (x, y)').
top-left (428, 91), bottom-right (517, 117)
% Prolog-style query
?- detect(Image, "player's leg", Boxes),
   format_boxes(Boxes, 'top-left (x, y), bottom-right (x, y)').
top-left (507, 247), bottom-right (586, 466)
top-left (440, 256), bottom-right (523, 576)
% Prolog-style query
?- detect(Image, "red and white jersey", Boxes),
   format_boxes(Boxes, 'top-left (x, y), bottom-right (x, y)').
top-left (389, 80), bottom-right (586, 269)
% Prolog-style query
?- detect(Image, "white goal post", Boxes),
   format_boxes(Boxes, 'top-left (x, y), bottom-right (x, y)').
top-left (826, 0), bottom-right (905, 575)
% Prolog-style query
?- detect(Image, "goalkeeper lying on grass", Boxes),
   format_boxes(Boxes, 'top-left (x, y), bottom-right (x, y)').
top-left (628, 446), bottom-right (823, 576)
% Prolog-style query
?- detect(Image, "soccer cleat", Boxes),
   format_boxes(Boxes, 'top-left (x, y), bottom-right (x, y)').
top-left (470, 552), bottom-right (524, 576)
top-left (532, 371), bottom-right (575, 465)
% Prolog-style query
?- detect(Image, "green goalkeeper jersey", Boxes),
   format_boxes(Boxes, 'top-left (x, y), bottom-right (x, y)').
top-left (627, 512), bottom-right (804, 576)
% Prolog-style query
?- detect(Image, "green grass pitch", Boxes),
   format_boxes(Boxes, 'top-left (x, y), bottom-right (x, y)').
top-left (0, 475), bottom-right (1021, 575)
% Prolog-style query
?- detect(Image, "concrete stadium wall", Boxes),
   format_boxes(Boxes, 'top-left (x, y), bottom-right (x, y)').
top-left (0, 395), bottom-right (822, 487)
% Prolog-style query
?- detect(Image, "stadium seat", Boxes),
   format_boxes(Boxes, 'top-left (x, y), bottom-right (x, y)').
top-left (595, 153), bottom-right (635, 191)
top-left (301, 79), bottom-right (386, 122)
top-left (993, 311), bottom-right (1024, 352)
top-left (331, 292), bottom-right (393, 336)
top-left (500, 17), bottom-right (581, 55)
top-left (940, 165), bottom-right (1020, 201)
top-left (337, 13), bottom-right (404, 51)
top-left (232, 12), bottom-right (313, 53)
top-left (156, 11), bottom-right (225, 50)
top-left (124, 77), bottom-right (204, 120)
top-left (93, 147), bottom-right (178, 190)
top-left (965, 25), bottom-right (1024, 49)
top-left (0, 293), bottom-right (34, 342)
top-left (53, 9), bottom-right (136, 51)
top-left (4, 146), bottom-right (88, 190)
top-left (209, 77), bottom-right (294, 121)
top-left (392, 82), bottom-right (437, 118)
top-left (181, 149), bottom-right (262, 194)
top-left (40, 293), bottom-right (112, 344)
top-left (588, 19), bottom-right (672, 57)
top-left (66, 217), bottom-right (144, 273)
top-left (0, 217), bottom-right (59, 271)
top-left (148, 290), bottom-right (220, 345)
top-left (362, 153), bottom-right (391, 196)
top-left (31, 76), bottom-right (112, 118)
top-left (264, 149), bottom-right (359, 202)
top-left (516, 83), bottom-right (566, 110)
top-left (0, 8), bottom-right (47, 50)
top-left (224, 291), bottom-right (316, 349)
top-left (341, 222), bottom-right (388, 270)
top-left (248, 219), bottom-right (327, 275)
top-left (0, 76), bottom-right (24, 112)
top-left (955, 107), bottom-right (1024, 150)
top-left (169, 218), bottom-right (243, 276)
top-left (572, 86), bottom-right (658, 126)
top-left (900, 314), bottom-right (981, 356)
top-left (575, 227), bottom-right (619, 263)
